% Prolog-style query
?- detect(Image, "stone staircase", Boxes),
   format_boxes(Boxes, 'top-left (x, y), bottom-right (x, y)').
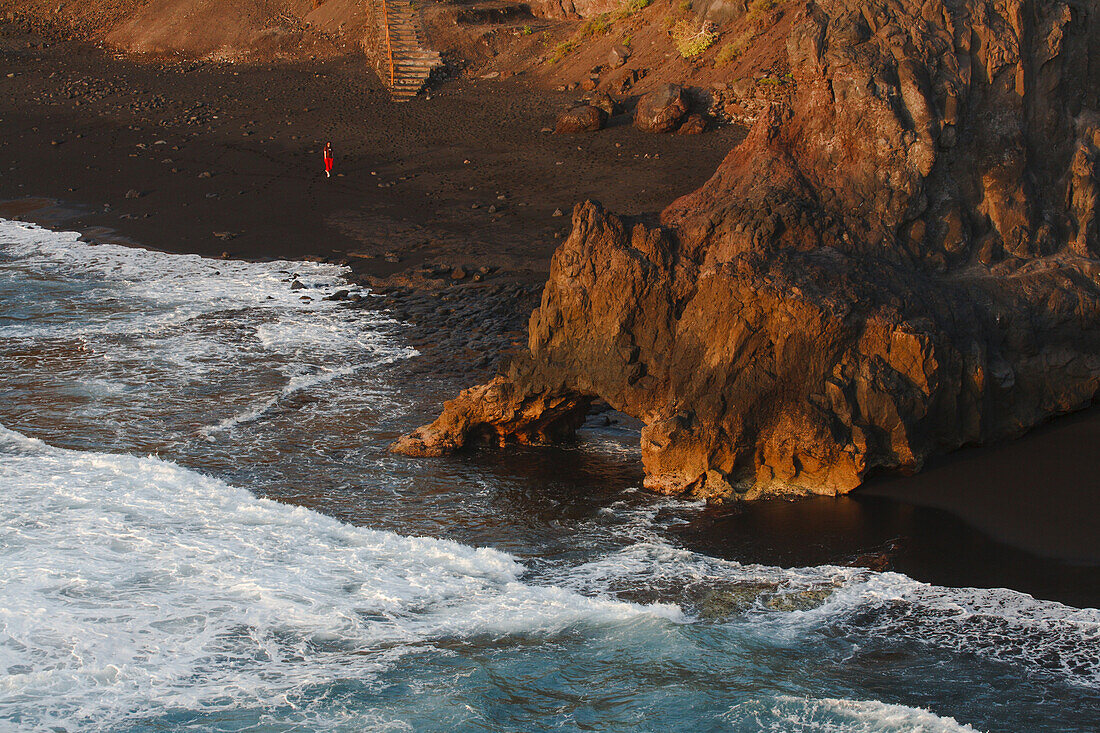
top-left (379, 0), bottom-right (442, 101)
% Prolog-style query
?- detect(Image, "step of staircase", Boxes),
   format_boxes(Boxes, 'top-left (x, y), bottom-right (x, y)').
top-left (376, 0), bottom-right (441, 100)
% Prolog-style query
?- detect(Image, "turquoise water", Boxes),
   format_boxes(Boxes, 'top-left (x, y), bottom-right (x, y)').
top-left (1, 219), bottom-right (1098, 732)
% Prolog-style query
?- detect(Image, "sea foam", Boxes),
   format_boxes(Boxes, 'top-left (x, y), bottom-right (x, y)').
top-left (0, 219), bottom-right (415, 455)
top-left (726, 695), bottom-right (982, 732)
top-left (555, 541), bottom-right (1100, 689)
top-left (0, 425), bottom-right (682, 731)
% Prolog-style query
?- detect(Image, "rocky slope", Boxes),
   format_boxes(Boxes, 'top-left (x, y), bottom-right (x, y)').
top-left (393, 0), bottom-right (1100, 500)
top-left (2, 0), bottom-right (366, 59)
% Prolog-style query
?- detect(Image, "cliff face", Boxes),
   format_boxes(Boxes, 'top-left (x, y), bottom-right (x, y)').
top-left (393, 0), bottom-right (1100, 500)
top-left (529, 0), bottom-right (623, 20)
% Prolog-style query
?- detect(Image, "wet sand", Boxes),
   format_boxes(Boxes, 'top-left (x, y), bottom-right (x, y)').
top-left (678, 488), bottom-right (1100, 608)
top-left (861, 406), bottom-right (1100, 565)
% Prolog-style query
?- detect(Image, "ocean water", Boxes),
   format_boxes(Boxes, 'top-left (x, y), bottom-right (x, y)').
top-left (1, 219), bottom-right (1098, 732)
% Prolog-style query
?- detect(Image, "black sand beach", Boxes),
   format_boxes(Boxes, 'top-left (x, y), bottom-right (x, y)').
top-left (2, 19), bottom-right (1098, 606)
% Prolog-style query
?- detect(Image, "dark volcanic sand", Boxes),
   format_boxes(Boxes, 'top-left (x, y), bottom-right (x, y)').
top-left (0, 20), bottom-right (740, 383)
top-left (2, 21), bottom-right (1098, 604)
top-left (0, 23), bottom-right (739, 281)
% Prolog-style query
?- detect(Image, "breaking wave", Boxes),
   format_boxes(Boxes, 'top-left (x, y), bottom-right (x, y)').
top-left (0, 426), bottom-right (680, 731)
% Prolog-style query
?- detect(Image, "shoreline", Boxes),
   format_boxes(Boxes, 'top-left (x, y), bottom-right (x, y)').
top-left (0, 201), bottom-right (540, 385)
top-left (0, 17), bottom-right (737, 384)
top-left (4, 209), bottom-right (1099, 607)
top-left (3, 20), bottom-right (1098, 603)
top-left (0, 22), bottom-right (742, 284)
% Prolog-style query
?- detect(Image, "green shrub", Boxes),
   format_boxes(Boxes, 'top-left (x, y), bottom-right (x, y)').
top-left (672, 20), bottom-right (717, 58)
top-left (549, 40), bottom-right (578, 62)
top-left (581, 13), bottom-right (611, 37)
top-left (611, 0), bottom-right (650, 21)
top-left (521, 24), bottom-right (533, 35)
top-left (714, 32), bottom-right (749, 66)
top-left (748, 0), bottom-right (778, 15)
top-left (715, 42), bottom-right (739, 66)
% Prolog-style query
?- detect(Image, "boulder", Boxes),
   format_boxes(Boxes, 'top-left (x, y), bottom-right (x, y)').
top-left (584, 90), bottom-right (619, 117)
top-left (677, 113), bottom-right (708, 135)
top-left (554, 105), bottom-right (608, 134)
top-left (633, 83), bottom-right (688, 133)
top-left (608, 44), bottom-right (630, 68)
top-left (702, 0), bottom-right (747, 24)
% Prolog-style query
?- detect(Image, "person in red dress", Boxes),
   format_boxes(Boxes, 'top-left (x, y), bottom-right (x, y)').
top-left (323, 142), bottom-right (334, 178)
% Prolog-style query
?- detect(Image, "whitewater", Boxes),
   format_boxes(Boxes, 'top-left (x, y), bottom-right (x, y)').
top-left (1, 219), bottom-right (1098, 732)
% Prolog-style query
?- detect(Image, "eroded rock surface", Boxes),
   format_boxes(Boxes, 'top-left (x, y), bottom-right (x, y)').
top-left (394, 0), bottom-right (1100, 500)
top-left (633, 83), bottom-right (689, 133)
top-left (554, 104), bottom-right (608, 133)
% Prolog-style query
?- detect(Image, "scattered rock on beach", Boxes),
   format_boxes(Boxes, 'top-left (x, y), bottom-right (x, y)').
top-left (584, 91), bottom-right (619, 117)
top-left (358, 280), bottom-right (543, 382)
top-left (678, 113), bottom-right (708, 135)
top-left (554, 105), bottom-right (607, 134)
top-left (634, 84), bottom-right (688, 133)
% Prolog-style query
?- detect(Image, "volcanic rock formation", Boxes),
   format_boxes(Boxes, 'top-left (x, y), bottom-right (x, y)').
top-left (392, 0), bottom-right (1100, 500)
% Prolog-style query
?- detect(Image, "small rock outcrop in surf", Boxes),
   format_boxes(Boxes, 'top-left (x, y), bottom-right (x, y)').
top-left (393, 0), bottom-right (1100, 501)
